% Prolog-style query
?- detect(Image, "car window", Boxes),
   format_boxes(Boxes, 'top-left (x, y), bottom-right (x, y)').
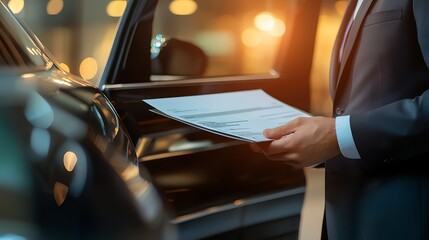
top-left (10, 0), bottom-right (300, 83)
top-left (0, 1), bottom-right (50, 68)
top-left (151, 0), bottom-right (299, 80)
top-left (9, 0), bottom-right (124, 85)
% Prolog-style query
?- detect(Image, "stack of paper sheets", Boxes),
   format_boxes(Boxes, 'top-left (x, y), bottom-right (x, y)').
top-left (144, 89), bottom-right (310, 142)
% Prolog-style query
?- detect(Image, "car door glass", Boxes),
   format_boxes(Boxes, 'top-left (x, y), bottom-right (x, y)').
top-left (0, 2), bottom-right (51, 69)
top-left (11, 0), bottom-right (124, 85)
top-left (151, 0), bottom-right (299, 80)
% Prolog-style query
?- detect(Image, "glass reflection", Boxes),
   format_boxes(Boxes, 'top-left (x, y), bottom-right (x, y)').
top-left (53, 181), bottom-right (68, 206)
top-left (20, 73), bottom-right (35, 79)
top-left (15, 0), bottom-right (295, 83)
top-left (120, 164), bottom-right (162, 221)
top-left (51, 109), bottom-right (87, 139)
top-left (120, 164), bottom-right (139, 181)
top-left (55, 141), bottom-right (88, 199)
top-left (52, 79), bottom-right (72, 87)
top-left (30, 128), bottom-right (51, 158)
top-left (153, 0), bottom-right (292, 78)
top-left (16, 0), bottom-right (123, 85)
top-left (24, 92), bottom-right (54, 129)
top-left (63, 151), bottom-right (78, 172)
top-left (151, 34), bottom-right (170, 59)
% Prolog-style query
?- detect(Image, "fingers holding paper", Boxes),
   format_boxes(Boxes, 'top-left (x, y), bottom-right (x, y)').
top-left (253, 117), bottom-right (340, 168)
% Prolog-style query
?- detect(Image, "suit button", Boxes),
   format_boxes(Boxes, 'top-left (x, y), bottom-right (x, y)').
top-left (335, 107), bottom-right (344, 115)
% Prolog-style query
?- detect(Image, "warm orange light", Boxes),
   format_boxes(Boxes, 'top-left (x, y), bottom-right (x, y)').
top-left (335, 0), bottom-right (348, 15)
top-left (59, 63), bottom-right (70, 72)
top-left (8, 0), bottom-right (24, 14)
top-left (46, 0), bottom-right (63, 15)
top-left (169, 0), bottom-right (197, 16)
top-left (241, 28), bottom-right (262, 47)
top-left (254, 12), bottom-right (275, 32)
top-left (63, 151), bottom-right (78, 172)
top-left (121, 165), bottom-right (140, 181)
top-left (106, 0), bottom-right (127, 17)
top-left (26, 47), bottom-right (35, 55)
top-left (269, 19), bottom-right (286, 37)
top-left (79, 57), bottom-right (98, 80)
top-left (54, 182), bottom-right (68, 206)
top-left (21, 73), bottom-right (35, 79)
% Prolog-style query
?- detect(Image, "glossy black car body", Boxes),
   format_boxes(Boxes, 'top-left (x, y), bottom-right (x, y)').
top-left (0, 2), bottom-right (174, 239)
top-left (1, 0), bottom-right (322, 239)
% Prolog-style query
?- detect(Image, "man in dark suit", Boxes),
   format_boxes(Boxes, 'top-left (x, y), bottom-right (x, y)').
top-left (256, 0), bottom-right (429, 239)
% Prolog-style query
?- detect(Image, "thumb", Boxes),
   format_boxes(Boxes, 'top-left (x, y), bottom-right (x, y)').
top-left (263, 120), bottom-right (297, 139)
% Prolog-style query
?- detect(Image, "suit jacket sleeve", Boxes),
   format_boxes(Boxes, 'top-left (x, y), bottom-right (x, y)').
top-left (351, 90), bottom-right (429, 161)
top-left (349, 0), bottom-right (429, 162)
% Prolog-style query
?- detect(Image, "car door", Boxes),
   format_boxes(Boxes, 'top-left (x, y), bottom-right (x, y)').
top-left (101, 0), bottom-right (321, 239)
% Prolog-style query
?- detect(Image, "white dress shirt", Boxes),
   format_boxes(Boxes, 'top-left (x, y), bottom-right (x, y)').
top-left (335, 0), bottom-right (364, 159)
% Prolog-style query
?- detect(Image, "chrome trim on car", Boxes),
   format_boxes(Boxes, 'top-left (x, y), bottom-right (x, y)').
top-left (139, 140), bottom-right (244, 162)
top-left (171, 186), bottom-right (305, 224)
top-left (135, 127), bottom-right (246, 161)
top-left (102, 71), bottom-right (279, 90)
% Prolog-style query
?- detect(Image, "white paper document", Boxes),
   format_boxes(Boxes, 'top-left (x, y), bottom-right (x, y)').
top-left (143, 89), bottom-right (310, 142)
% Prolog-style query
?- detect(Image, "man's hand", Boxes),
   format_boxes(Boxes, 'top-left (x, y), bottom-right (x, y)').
top-left (252, 116), bottom-right (340, 168)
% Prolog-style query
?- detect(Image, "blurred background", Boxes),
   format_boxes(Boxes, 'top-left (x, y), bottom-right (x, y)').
top-left (6, 0), bottom-right (347, 118)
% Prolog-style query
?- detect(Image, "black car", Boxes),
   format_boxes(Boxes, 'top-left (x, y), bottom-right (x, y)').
top-left (0, 0), bottom-right (322, 239)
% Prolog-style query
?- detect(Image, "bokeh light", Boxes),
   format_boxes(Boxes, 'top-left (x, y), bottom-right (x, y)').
top-left (79, 57), bottom-right (98, 80)
top-left (169, 0), bottom-right (197, 16)
top-left (63, 151), bottom-right (78, 172)
top-left (46, 0), bottom-right (64, 15)
top-left (106, 0), bottom-right (127, 17)
top-left (241, 28), bottom-right (262, 47)
top-left (8, 0), bottom-right (24, 14)
top-left (254, 12), bottom-right (275, 32)
top-left (269, 19), bottom-right (286, 37)
top-left (59, 63), bottom-right (70, 72)
top-left (53, 182), bottom-right (68, 206)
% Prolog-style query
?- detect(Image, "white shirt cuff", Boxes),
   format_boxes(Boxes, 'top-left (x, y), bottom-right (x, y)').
top-left (335, 115), bottom-right (361, 159)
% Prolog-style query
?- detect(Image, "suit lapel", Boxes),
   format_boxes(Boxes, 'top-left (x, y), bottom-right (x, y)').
top-left (333, 0), bottom-right (375, 99)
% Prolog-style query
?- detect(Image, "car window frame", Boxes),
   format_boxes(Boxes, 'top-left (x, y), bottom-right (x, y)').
top-left (0, 1), bottom-right (53, 71)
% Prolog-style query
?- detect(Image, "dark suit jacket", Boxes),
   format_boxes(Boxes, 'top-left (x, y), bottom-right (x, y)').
top-left (327, 0), bottom-right (429, 239)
